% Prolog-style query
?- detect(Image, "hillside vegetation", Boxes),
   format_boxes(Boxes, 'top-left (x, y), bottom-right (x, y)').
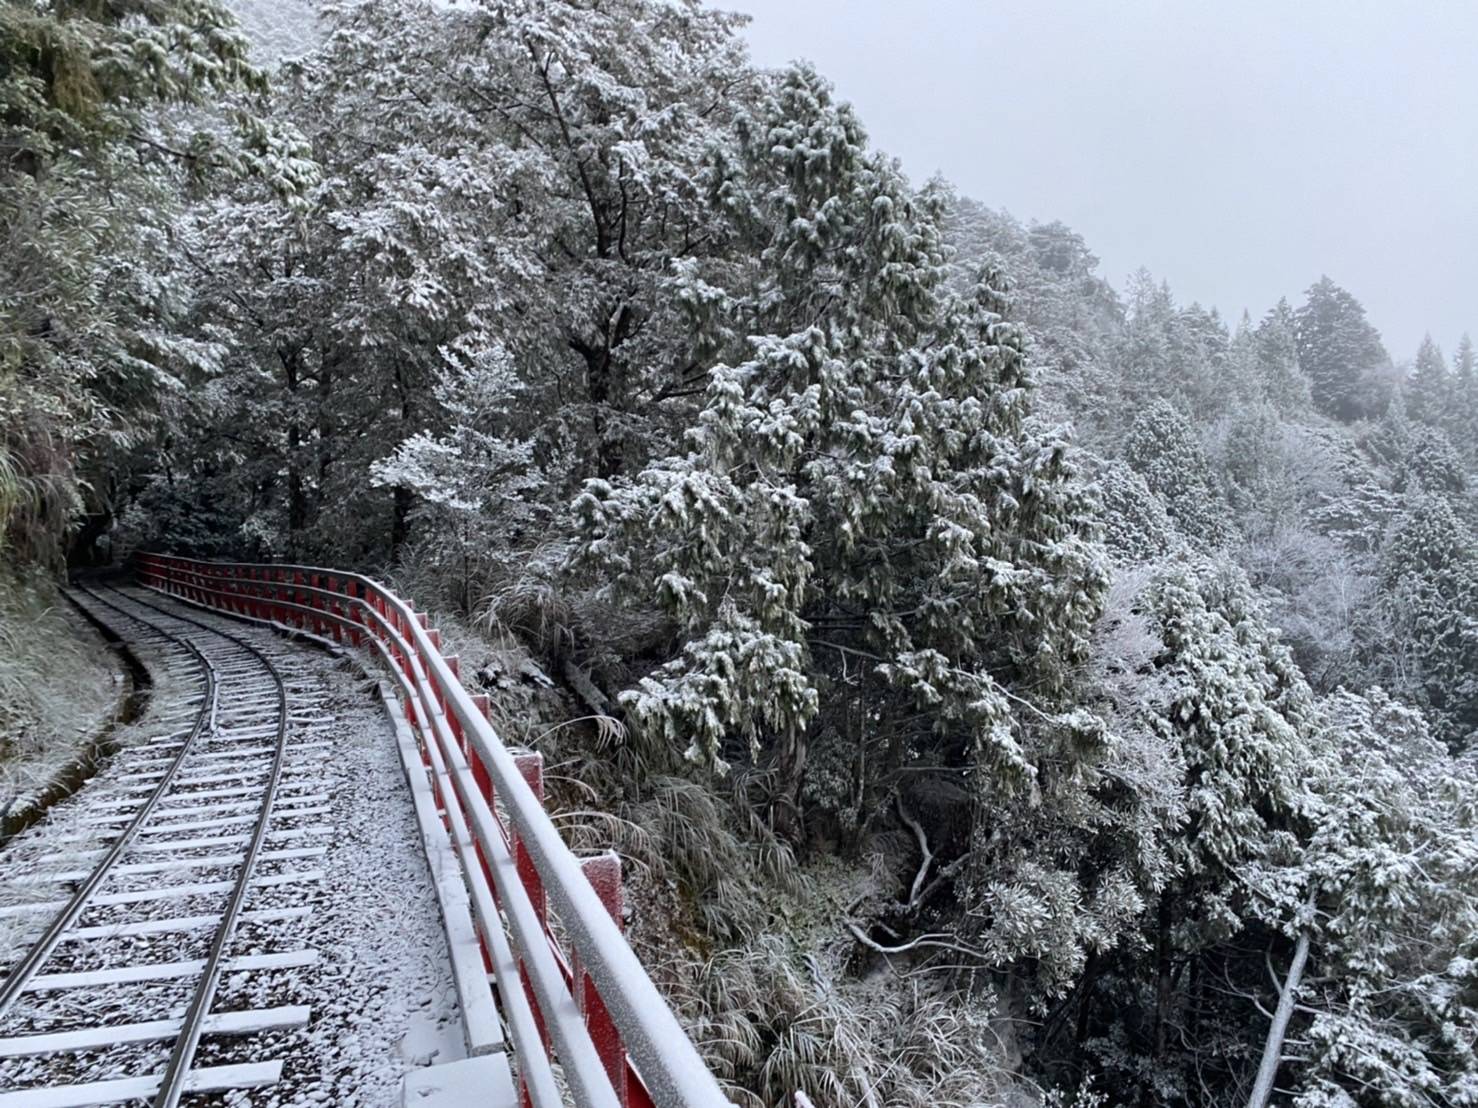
top-left (3, 2), bottom-right (1476, 1104)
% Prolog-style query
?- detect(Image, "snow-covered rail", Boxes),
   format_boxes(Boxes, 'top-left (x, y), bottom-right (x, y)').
top-left (0, 584), bottom-right (320, 1107)
top-left (135, 553), bottom-right (732, 1108)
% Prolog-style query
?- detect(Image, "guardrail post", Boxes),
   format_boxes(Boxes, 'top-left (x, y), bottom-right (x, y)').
top-left (468, 695), bottom-right (493, 803)
top-left (512, 750), bottom-right (550, 1107)
top-left (444, 656), bottom-right (461, 738)
top-left (579, 853), bottom-right (628, 1107)
top-left (469, 693), bottom-right (498, 920)
top-left (342, 579), bottom-right (359, 645)
top-left (512, 752), bottom-right (546, 920)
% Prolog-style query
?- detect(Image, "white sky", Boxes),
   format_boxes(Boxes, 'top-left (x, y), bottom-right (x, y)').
top-left (730, 0), bottom-right (1478, 363)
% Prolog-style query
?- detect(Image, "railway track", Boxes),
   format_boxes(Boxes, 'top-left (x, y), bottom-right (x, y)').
top-left (0, 585), bottom-right (331, 1107)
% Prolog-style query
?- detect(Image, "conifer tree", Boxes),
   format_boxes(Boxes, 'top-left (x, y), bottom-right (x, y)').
top-left (576, 63), bottom-right (1109, 829)
top-left (1268, 689), bottom-right (1478, 1107)
top-left (1294, 277), bottom-right (1390, 422)
top-left (1254, 298), bottom-right (1312, 413)
top-left (1397, 425), bottom-right (1466, 496)
top-left (1452, 333), bottom-right (1477, 452)
top-left (1377, 496), bottom-right (1478, 751)
top-left (1079, 559), bottom-right (1320, 1101)
top-left (1403, 334), bottom-right (1450, 428)
top-left (1123, 400), bottom-right (1232, 546)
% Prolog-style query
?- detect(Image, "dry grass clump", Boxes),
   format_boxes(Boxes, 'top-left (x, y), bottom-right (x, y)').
top-left (675, 933), bottom-right (1020, 1108)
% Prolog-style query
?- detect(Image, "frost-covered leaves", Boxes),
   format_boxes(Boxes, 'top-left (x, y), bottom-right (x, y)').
top-left (577, 65), bottom-right (1109, 804)
top-left (1140, 560), bottom-right (1314, 927)
top-left (1376, 496), bottom-right (1478, 751)
top-left (369, 346), bottom-right (546, 612)
top-left (0, 0), bottom-right (309, 563)
top-left (1295, 276), bottom-right (1392, 423)
top-left (1089, 458), bottom-right (1178, 565)
top-left (620, 604), bottom-right (818, 771)
top-left (964, 635), bottom-right (1185, 999)
top-left (1285, 689), bottom-right (1478, 1106)
top-left (1124, 399), bottom-right (1234, 548)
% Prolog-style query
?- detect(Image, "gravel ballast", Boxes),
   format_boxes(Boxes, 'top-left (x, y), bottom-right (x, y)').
top-left (0, 593), bottom-right (468, 1106)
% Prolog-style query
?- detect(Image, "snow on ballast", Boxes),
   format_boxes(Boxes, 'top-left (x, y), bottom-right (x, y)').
top-left (0, 586), bottom-right (313, 1106)
top-left (1, 581), bottom-right (470, 1106)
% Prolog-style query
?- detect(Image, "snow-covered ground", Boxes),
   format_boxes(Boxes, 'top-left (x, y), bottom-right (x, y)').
top-left (0, 592), bottom-right (468, 1106)
top-left (0, 582), bottom-right (126, 831)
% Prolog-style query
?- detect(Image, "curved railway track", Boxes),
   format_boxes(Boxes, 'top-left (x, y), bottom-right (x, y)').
top-left (0, 585), bottom-right (326, 1107)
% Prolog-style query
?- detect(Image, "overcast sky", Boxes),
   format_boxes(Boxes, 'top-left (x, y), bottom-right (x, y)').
top-left (731, 0), bottom-right (1477, 363)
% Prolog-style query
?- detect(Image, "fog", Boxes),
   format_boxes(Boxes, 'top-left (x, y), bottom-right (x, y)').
top-left (733, 0), bottom-right (1478, 362)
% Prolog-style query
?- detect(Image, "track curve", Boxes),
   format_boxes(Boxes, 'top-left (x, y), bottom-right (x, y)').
top-left (0, 584), bottom-right (319, 1107)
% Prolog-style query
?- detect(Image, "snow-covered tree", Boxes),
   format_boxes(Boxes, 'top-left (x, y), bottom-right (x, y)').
top-left (1254, 298), bottom-right (1312, 413)
top-left (0, 0), bottom-right (311, 564)
top-left (576, 64), bottom-right (1109, 831)
top-left (1262, 689), bottom-right (1478, 1107)
top-left (1143, 561), bottom-right (1313, 930)
top-left (941, 198), bottom-right (1122, 431)
top-left (1451, 332), bottom-right (1477, 454)
top-left (1295, 276), bottom-right (1390, 422)
top-left (1397, 425), bottom-right (1467, 497)
top-left (1404, 334), bottom-right (1451, 429)
top-left (1376, 496), bottom-right (1478, 751)
top-left (1123, 399), bottom-right (1233, 547)
top-left (1090, 457), bottom-right (1178, 564)
top-left (1113, 273), bottom-right (1236, 424)
top-left (371, 345), bottom-right (546, 612)
top-left (131, 0), bottom-right (757, 564)
top-left (1076, 559), bottom-right (1321, 1102)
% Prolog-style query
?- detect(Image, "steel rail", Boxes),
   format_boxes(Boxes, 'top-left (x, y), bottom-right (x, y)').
top-left (97, 586), bottom-right (294, 1108)
top-left (139, 553), bottom-right (735, 1108)
top-left (0, 585), bottom-right (218, 1019)
top-left (135, 571), bottom-right (569, 1106)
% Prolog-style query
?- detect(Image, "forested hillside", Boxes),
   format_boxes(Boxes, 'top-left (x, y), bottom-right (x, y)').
top-left (3, 2), bottom-right (1475, 1105)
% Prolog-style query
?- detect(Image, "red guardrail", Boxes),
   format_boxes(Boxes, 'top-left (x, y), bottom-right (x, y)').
top-left (136, 553), bottom-right (732, 1108)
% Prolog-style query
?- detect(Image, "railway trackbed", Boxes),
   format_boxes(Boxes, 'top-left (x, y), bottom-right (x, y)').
top-left (0, 585), bottom-right (457, 1107)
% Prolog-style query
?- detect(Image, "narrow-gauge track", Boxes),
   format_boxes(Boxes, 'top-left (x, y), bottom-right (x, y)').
top-left (0, 585), bottom-right (324, 1107)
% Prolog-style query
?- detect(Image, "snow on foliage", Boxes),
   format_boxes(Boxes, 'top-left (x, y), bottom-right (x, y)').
top-left (575, 64), bottom-right (1108, 823)
top-left (13, 0), bottom-right (1478, 1102)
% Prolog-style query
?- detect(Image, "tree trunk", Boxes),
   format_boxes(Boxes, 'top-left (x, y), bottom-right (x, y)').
top-left (1153, 893), bottom-right (1174, 1060)
top-left (771, 729), bottom-right (807, 840)
top-left (1247, 911), bottom-right (1314, 1108)
top-left (315, 360), bottom-right (334, 512)
top-left (391, 486), bottom-right (412, 559)
top-left (1074, 950), bottom-right (1099, 1048)
top-left (575, 305), bottom-right (634, 481)
top-left (280, 350), bottom-right (307, 554)
top-left (390, 364), bottom-right (416, 560)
